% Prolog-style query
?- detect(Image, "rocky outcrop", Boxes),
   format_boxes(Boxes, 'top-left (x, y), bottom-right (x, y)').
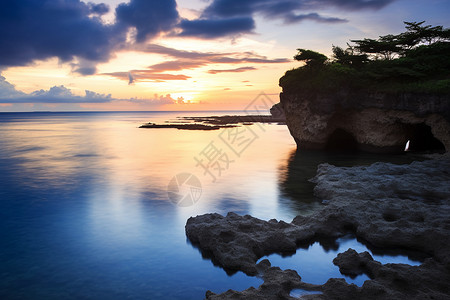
top-left (270, 103), bottom-right (286, 120)
top-left (139, 123), bottom-right (236, 130)
top-left (205, 261), bottom-right (320, 300)
top-left (331, 249), bottom-right (450, 300)
top-left (186, 157), bottom-right (450, 299)
top-left (280, 91), bottom-right (450, 153)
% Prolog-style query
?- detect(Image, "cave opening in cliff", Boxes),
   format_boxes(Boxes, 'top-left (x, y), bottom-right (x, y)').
top-left (406, 123), bottom-right (445, 153)
top-left (325, 128), bottom-right (358, 152)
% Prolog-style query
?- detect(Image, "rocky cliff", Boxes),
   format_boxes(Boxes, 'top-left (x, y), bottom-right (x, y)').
top-left (279, 90), bottom-right (450, 153)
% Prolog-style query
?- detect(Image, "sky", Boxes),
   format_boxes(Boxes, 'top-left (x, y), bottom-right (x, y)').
top-left (0, 0), bottom-right (449, 112)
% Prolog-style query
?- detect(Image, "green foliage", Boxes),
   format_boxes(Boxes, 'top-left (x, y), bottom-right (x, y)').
top-left (280, 21), bottom-right (450, 95)
top-left (403, 21), bottom-right (450, 45)
top-left (294, 49), bottom-right (327, 67)
top-left (351, 35), bottom-right (402, 60)
top-left (332, 45), bottom-right (368, 67)
top-left (350, 21), bottom-right (450, 59)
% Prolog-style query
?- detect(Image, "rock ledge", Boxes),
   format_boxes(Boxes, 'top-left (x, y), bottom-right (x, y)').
top-left (186, 157), bottom-right (450, 299)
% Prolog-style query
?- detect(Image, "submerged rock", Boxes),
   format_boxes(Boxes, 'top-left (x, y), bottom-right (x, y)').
top-left (140, 115), bottom-right (287, 130)
top-left (185, 213), bottom-right (305, 276)
top-left (330, 250), bottom-right (450, 300)
top-left (186, 157), bottom-right (450, 299)
top-left (205, 263), bottom-right (318, 300)
top-left (310, 158), bottom-right (450, 267)
top-left (270, 103), bottom-right (286, 120)
top-left (139, 123), bottom-right (236, 130)
top-left (180, 115), bottom-right (286, 125)
top-left (333, 249), bottom-right (379, 278)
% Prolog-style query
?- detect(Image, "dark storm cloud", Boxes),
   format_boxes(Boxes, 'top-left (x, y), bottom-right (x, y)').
top-left (284, 13), bottom-right (347, 24)
top-left (178, 17), bottom-right (255, 38)
top-left (0, 0), bottom-right (396, 76)
top-left (0, 0), bottom-right (256, 71)
top-left (115, 0), bottom-right (179, 42)
top-left (74, 67), bottom-right (98, 76)
top-left (0, 0), bottom-right (123, 67)
top-left (202, 0), bottom-right (395, 24)
top-left (88, 3), bottom-right (110, 15)
top-left (320, 0), bottom-right (395, 10)
top-left (0, 0), bottom-right (180, 69)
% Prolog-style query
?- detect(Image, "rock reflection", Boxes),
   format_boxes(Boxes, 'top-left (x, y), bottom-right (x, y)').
top-left (277, 149), bottom-right (330, 216)
top-left (277, 148), bottom-right (422, 216)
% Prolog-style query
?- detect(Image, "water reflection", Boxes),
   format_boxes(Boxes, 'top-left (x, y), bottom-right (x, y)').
top-left (0, 112), bottom-right (266, 299)
top-left (258, 235), bottom-right (424, 287)
top-left (277, 149), bottom-right (325, 216)
top-left (277, 148), bottom-right (424, 216)
top-left (0, 112), bottom-right (428, 299)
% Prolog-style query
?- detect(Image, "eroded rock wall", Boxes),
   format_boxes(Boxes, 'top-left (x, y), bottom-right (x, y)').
top-left (280, 91), bottom-right (450, 153)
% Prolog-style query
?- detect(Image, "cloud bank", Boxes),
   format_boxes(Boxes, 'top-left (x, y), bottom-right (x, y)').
top-left (0, 0), bottom-right (180, 71)
top-left (115, 0), bottom-right (179, 42)
top-left (0, 75), bottom-right (112, 103)
top-left (0, 0), bottom-right (119, 69)
top-left (178, 17), bottom-right (256, 38)
top-left (202, 0), bottom-right (395, 24)
top-left (0, 75), bottom-right (186, 105)
top-left (0, 0), bottom-right (397, 73)
top-left (103, 44), bottom-right (289, 83)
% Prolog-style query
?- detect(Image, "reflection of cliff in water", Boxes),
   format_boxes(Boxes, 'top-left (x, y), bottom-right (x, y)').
top-left (277, 149), bottom-right (424, 216)
top-left (277, 149), bottom-right (325, 215)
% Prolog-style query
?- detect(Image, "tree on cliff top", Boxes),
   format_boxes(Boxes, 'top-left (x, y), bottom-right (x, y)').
top-left (331, 44), bottom-right (368, 67)
top-left (350, 21), bottom-right (450, 60)
top-left (294, 49), bottom-right (327, 67)
top-left (280, 21), bottom-right (450, 94)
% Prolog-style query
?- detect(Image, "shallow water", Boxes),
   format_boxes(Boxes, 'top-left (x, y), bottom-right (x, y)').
top-left (0, 111), bottom-right (422, 299)
top-left (258, 235), bottom-right (423, 287)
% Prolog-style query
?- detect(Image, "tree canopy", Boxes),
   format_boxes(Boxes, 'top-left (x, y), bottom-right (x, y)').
top-left (280, 21), bottom-right (450, 94)
top-left (348, 21), bottom-right (450, 61)
top-left (294, 49), bottom-right (327, 67)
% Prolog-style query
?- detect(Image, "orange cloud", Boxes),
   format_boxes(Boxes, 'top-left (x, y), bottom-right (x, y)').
top-left (102, 71), bottom-right (191, 83)
top-left (208, 66), bottom-right (256, 74)
top-left (103, 43), bottom-right (291, 84)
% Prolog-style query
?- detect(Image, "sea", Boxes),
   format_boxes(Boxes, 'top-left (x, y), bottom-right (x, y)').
top-left (0, 111), bottom-right (422, 299)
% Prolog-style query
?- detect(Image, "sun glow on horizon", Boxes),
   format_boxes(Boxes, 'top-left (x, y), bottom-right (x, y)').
top-left (1, 0), bottom-right (449, 112)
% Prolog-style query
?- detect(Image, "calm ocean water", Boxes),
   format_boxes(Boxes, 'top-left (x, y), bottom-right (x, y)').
top-left (0, 111), bottom-right (420, 299)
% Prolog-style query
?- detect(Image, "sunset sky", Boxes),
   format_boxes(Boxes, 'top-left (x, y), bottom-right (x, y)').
top-left (1, 0), bottom-right (449, 111)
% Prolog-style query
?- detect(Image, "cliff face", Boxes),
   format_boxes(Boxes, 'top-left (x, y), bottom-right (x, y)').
top-left (280, 90), bottom-right (450, 153)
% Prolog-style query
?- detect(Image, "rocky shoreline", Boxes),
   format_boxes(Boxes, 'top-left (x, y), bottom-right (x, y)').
top-left (180, 115), bottom-right (286, 125)
top-left (186, 156), bottom-right (450, 299)
top-left (139, 122), bottom-right (236, 130)
top-left (139, 115), bottom-right (286, 131)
